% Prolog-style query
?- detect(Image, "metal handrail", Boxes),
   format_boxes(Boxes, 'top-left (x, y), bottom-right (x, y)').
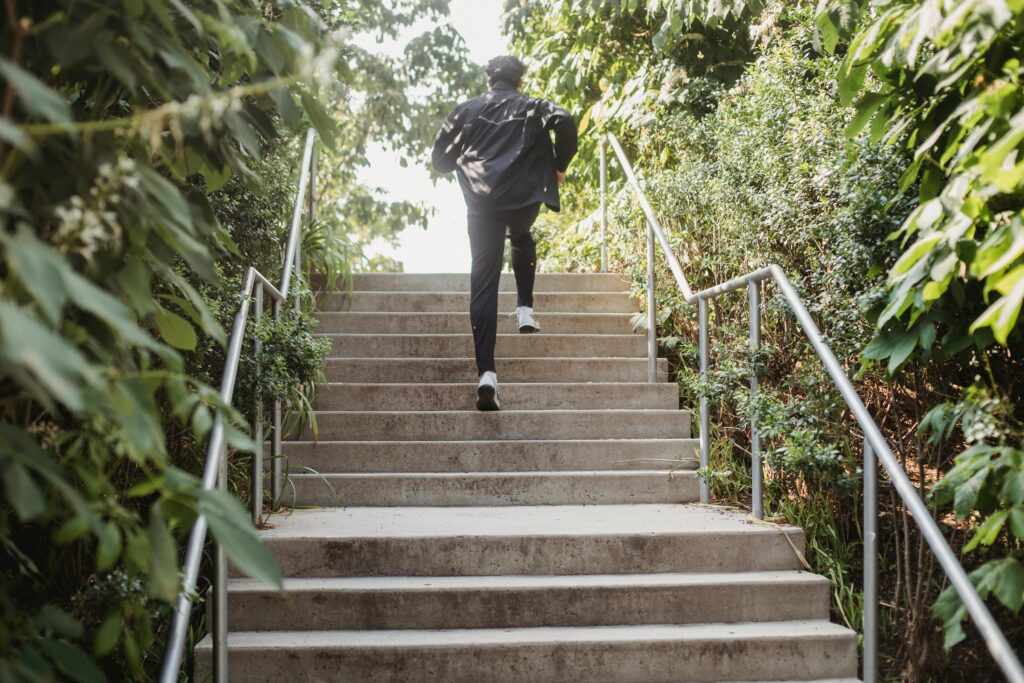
top-left (597, 132), bottom-right (1024, 683)
top-left (159, 128), bottom-right (318, 683)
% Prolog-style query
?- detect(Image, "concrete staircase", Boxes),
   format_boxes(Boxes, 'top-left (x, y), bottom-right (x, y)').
top-left (196, 272), bottom-right (858, 682)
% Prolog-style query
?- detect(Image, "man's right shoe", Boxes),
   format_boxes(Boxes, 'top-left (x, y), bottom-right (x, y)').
top-left (476, 371), bottom-right (500, 411)
top-left (517, 306), bottom-right (540, 334)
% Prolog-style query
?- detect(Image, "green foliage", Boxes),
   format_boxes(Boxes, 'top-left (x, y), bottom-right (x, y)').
top-left (317, 1), bottom-right (485, 261)
top-left (817, 0), bottom-right (1024, 650)
top-left (504, 0), bottom-right (765, 213)
top-left (818, 0), bottom-right (1024, 360)
top-left (237, 309), bottom-right (331, 442)
top-left (0, 1), bottom-right (344, 679)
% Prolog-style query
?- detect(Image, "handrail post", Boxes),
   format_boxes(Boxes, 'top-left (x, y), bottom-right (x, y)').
top-left (698, 298), bottom-right (710, 503)
top-left (251, 285), bottom-right (264, 526)
top-left (646, 220), bottom-right (657, 383)
top-left (212, 440), bottom-right (228, 682)
top-left (271, 299), bottom-right (283, 510)
top-left (599, 137), bottom-right (608, 273)
top-left (863, 439), bottom-right (878, 683)
top-left (749, 280), bottom-right (763, 520)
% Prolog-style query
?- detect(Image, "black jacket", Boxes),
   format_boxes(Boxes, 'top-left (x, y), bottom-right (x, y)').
top-left (431, 82), bottom-right (578, 213)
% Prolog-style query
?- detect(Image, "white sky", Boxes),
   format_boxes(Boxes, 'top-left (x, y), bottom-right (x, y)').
top-left (358, 0), bottom-right (508, 272)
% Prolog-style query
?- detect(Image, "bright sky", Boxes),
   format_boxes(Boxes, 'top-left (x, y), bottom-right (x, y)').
top-left (358, 0), bottom-right (508, 273)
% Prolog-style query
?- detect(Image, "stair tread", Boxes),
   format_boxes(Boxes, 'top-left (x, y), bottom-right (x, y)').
top-left (309, 409), bottom-right (689, 414)
top-left (338, 290), bottom-right (635, 295)
top-left (226, 570), bottom-right (829, 592)
top-left (285, 438), bottom-right (696, 444)
top-left (289, 470), bottom-right (694, 478)
top-left (290, 473), bottom-right (696, 479)
top-left (319, 333), bottom-right (643, 338)
top-left (195, 619), bottom-right (854, 648)
top-left (257, 504), bottom-right (795, 540)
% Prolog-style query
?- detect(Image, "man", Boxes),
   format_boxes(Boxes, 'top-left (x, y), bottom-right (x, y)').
top-left (431, 55), bottom-right (578, 411)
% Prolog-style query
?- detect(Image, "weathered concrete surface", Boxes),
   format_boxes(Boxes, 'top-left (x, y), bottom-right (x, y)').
top-left (286, 470), bottom-right (699, 507)
top-left (312, 382), bottom-right (679, 411)
top-left (223, 571), bottom-right (830, 631)
top-left (324, 357), bottom-right (669, 383)
top-left (319, 291), bottom-right (638, 313)
top-left (194, 620), bottom-right (857, 683)
top-left (299, 409), bottom-right (691, 441)
top-left (340, 272), bottom-right (631, 292)
top-left (314, 311), bottom-right (637, 335)
top-left (247, 505), bottom-right (807, 577)
top-left (322, 333), bottom-right (647, 358)
top-left (281, 438), bottom-right (698, 473)
top-left (199, 271), bottom-right (858, 683)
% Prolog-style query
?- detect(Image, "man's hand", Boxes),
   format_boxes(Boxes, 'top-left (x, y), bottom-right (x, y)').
top-left (556, 170), bottom-right (566, 186)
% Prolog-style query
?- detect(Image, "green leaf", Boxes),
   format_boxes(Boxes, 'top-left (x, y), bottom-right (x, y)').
top-left (38, 639), bottom-right (105, 683)
top-left (93, 611), bottom-right (122, 658)
top-left (845, 92), bottom-right (886, 137)
top-left (891, 233), bottom-right (943, 278)
top-left (3, 463), bottom-right (46, 521)
top-left (0, 302), bottom-right (100, 411)
top-left (934, 583), bottom-right (967, 650)
top-left (116, 257), bottom-right (156, 317)
top-left (1, 227), bottom-right (70, 325)
top-left (154, 306), bottom-right (197, 351)
top-left (964, 510), bottom-right (1008, 552)
top-left (96, 522), bottom-right (122, 572)
top-left (970, 265), bottom-right (1024, 345)
top-left (147, 509), bottom-right (179, 602)
top-left (0, 59), bottom-right (71, 123)
top-left (991, 558), bottom-right (1024, 613)
top-left (198, 488), bottom-right (282, 590)
top-left (1010, 507), bottom-right (1024, 539)
top-left (0, 117), bottom-right (37, 155)
top-left (34, 606), bottom-right (83, 639)
top-left (54, 516), bottom-right (91, 544)
top-left (954, 466), bottom-right (989, 519)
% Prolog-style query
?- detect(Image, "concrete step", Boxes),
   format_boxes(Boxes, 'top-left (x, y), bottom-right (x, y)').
top-left (314, 311), bottom-right (637, 335)
top-left (324, 357), bottom-right (669, 383)
top-left (286, 470), bottom-right (698, 507)
top-left (312, 382), bottom-right (679, 411)
top-left (223, 570), bottom-right (830, 631)
top-left (298, 409), bottom-right (691, 441)
top-left (252, 505), bottom-right (807, 577)
top-left (282, 439), bottom-right (698, 473)
top-left (318, 291), bottom-right (638, 313)
top-left (195, 620), bottom-right (857, 682)
top-left (342, 272), bottom-right (630, 292)
top-left (322, 333), bottom-right (646, 359)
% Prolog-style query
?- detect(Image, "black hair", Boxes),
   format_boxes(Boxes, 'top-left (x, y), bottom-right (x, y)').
top-left (485, 55), bottom-right (527, 87)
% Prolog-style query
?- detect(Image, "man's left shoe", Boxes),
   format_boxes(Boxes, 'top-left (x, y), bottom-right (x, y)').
top-left (517, 306), bottom-right (540, 334)
top-left (476, 371), bottom-right (500, 411)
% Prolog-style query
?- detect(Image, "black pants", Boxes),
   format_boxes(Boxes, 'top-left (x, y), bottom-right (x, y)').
top-left (468, 203), bottom-right (541, 375)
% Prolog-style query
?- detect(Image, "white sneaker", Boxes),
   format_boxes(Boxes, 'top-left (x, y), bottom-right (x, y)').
top-left (517, 306), bottom-right (540, 334)
top-left (476, 371), bottom-right (500, 411)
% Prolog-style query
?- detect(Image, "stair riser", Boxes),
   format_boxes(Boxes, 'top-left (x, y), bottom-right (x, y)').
top-left (319, 292), bottom-right (638, 313)
top-left (286, 472), bottom-right (698, 507)
top-left (257, 531), bottom-right (806, 577)
top-left (322, 334), bottom-right (646, 359)
top-left (339, 273), bottom-right (631, 292)
top-left (312, 383), bottom-right (679, 411)
top-left (196, 632), bottom-right (855, 683)
top-left (314, 312), bottom-right (636, 335)
top-left (324, 358), bottom-right (669, 383)
top-left (282, 439), bottom-right (698, 473)
top-left (297, 410), bottom-right (691, 441)
top-left (225, 578), bottom-right (829, 630)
